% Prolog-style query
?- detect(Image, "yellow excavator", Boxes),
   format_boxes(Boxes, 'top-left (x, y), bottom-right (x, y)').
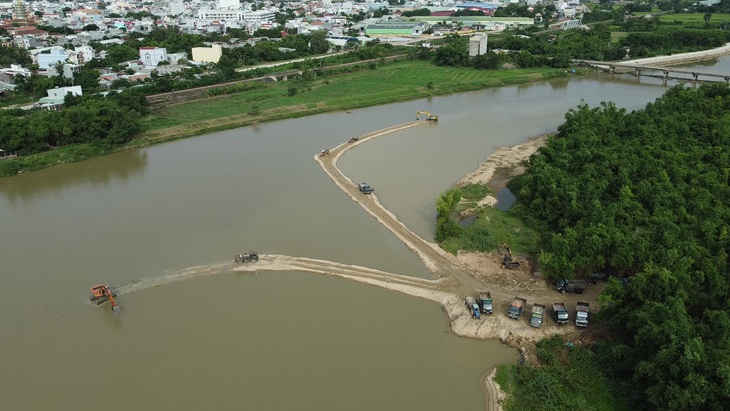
top-left (498, 243), bottom-right (520, 269)
top-left (416, 111), bottom-right (438, 122)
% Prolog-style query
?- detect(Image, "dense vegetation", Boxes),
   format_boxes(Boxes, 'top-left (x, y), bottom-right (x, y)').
top-left (497, 336), bottom-right (628, 411)
top-left (0, 89), bottom-right (147, 174)
top-left (434, 184), bottom-right (540, 255)
top-left (506, 84), bottom-right (730, 409)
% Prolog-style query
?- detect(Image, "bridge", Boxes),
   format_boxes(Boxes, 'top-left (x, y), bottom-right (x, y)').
top-left (574, 59), bottom-right (730, 84)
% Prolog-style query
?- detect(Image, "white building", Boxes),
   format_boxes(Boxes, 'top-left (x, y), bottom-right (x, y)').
top-left (242, 10), bottom-right (276, 23)
top-left (198, 9), bottom-right (245, 21)
top-left (468, 33), bottom-right (488, 57)
top-left (168, 0), bottom-right (185, 15)
top-left (139, 47), bottom-right (168, 66)
top-left (47, 86), bottom-right (82, 101)
top-left (36, 47), bottom-right (68, 70)
top-left (218, 0), bottom-right (240, 9)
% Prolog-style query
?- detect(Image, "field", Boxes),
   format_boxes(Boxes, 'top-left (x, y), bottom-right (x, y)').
top-left (140, 60), bottom-right (565, 138)
top-left (659, 12), bottom-right (730, 25)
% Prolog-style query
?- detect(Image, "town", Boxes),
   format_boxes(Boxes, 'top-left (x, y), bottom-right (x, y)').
top-left (0, 0), bottom-right (589, 109)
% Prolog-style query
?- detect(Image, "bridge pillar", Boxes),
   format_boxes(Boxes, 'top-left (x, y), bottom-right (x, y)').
top-left (693, 73), bottom-right (699, 83)
top-left (725, 77), bottom-right (730, 83)
top-left (282, 76), bottom-right (287, 81)
top-left (609, 65), bottom-right (615, 74)
top-left (635, 67), bottom-right (641, 77)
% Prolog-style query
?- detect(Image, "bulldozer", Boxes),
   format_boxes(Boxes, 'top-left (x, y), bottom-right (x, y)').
top-left (90, 284), bottom-right (120, 313)
top-left (497, 243), bottom-right (521, 269)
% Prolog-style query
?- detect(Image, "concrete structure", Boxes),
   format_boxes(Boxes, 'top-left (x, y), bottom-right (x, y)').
top-left (139, 47), bottom-right (168, 66)
top-left (192, 44), bottom-right (223, 63)
top-left (468, 33), bottom-right (488, 57)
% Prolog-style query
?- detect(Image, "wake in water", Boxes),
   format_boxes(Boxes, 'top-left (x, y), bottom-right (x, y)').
top-left (85, 262), bottom-right (233, 306)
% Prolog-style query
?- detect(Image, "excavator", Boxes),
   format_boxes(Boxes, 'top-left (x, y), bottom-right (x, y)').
top-left (90, 284), bottom-right (120, 313)
top-left (497, 243), bottom-right (521, 269)
top-left (416, 111), bottom-right (438, 122)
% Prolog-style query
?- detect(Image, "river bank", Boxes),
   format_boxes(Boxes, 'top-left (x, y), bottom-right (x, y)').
top-left (0, 61), bottom-right (567, 178)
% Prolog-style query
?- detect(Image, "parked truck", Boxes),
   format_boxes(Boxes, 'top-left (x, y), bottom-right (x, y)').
top-left (552, 302), bottom-right (569, 324)
top-left (465, 296), bottom-right (481, 319)
top-left (556, 278), bottom-right (588, 294)
top-left (576, 301), bottom-right (590, 327)
top-left (479, 291), bottom-right (493, 314)
top-left (530, 303), bottom-right (546, 328)
top-left (508, 297), bottom-right (527, 320)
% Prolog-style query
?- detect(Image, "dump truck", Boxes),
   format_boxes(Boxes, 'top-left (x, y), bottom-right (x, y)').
top-left (357, 182), bottom-right (374, 194)
top-left (576, 301), bottom-right (590, 328)
top-left (508, 297), bottom-right (527, 320)
top-left (530, 303), bottom-right (546, 328)
top-left (465, 296), bottom-right (481, 319)
top-left (556, 278), bottom-right (588, 294)
top-left (479, 291), bottom-right (493, 314)
top-left (552, 302), bottom-right (569, 324)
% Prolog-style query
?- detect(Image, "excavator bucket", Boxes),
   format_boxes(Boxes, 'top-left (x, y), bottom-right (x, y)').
top-left (111, 304), bottom-right (121, 314)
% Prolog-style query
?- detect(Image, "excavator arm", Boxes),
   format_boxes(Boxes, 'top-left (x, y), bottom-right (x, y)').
top-left (90, 284), bottom-right (120, 313)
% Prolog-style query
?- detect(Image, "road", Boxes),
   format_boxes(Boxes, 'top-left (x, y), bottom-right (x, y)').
top-left (315, 121), bottom-right (489, 295)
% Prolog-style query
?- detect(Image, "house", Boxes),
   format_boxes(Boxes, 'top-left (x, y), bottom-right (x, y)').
top-left (37, 85), bottom-right (82, 110)
top-left (139, 47), bottom-right (168, 67)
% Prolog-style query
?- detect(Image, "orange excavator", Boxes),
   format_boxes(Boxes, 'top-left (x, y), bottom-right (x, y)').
top-left (90, 284), bottom-right (120, 313)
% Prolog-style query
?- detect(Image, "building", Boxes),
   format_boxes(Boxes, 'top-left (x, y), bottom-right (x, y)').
top-left (139, 47), bottom-right (168, 66)
top-left (37, 85), bottom-right (82, 110)
top-left (365, 22), bottom-right (427, 36)
top-left (192, 44), bottom-right (223, 63)
top-left (242, 10), bottom-right (276, 23)
top-left (198, 9), bottom-right (245, 21)
top-left (36, 47), bottom-right (68, 69)
top-left (468, 33), bottom-right (488, 56)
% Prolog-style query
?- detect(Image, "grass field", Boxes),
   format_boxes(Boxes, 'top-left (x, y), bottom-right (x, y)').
top-left (659, 12), bottom-right (730, 24)
top-left (1, 60), bottom-right (568, 177)
top-left (140, 60), bottom-right (566, 137)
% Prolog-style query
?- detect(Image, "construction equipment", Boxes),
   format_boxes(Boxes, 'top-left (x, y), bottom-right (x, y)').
top-left (416, 111), bottom-right (438, 122)
top-left (576, 301), bottom-right (590, 328)
top-left (465, 296), bottom-right (481, 319)
top-left (90, 284), bottom-right (120, 313)
top-left (530, 303), bottom-right (546, 328)
top-left (235, 251), bottom-right (259, 263)
top-left (357, 182), bottom-right (374, 194)
top-left (508, 296), bottom-right (527, 319)
top-left (497, 243), bottom-right (520, 269)
top-left (556, 278), bottom-right (588, 294)
top-left (552, 302), bottom-right (569, 324)
top-left (319, 149), bottom-right (330, 158)
top-left (479, 291), bottom-right (493, 314)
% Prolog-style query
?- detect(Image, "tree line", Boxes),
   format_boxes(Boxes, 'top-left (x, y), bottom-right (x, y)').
top-left (0, 89), bottom-right (147, 155)
top-left (509, 84), bottom-right (730, 409)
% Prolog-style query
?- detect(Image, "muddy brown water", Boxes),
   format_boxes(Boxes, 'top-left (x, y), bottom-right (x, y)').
top-left (0, 68), bottom-right (708, 409)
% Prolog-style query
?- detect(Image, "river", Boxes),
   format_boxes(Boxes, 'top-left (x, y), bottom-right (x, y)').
top-left (0, 62), bottom-right (720, 410)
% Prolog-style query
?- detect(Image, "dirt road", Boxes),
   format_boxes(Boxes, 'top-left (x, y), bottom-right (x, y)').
top-left (315, 122), bottom-right (488, 294)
